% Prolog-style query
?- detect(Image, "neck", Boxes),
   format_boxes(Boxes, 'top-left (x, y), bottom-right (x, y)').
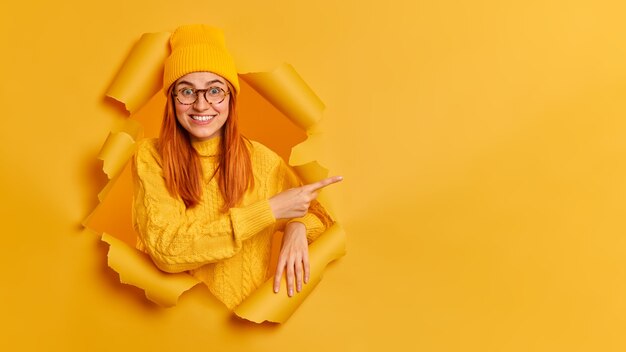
top-left (191, 135), bottom-right (222, 157)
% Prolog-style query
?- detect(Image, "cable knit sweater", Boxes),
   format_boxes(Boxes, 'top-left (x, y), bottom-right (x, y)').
top-left (132, 136), bottom-right (333, 309)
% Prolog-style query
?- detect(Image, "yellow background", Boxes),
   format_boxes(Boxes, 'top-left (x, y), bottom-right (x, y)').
top-left (2, 0), bottom-right (626, 351)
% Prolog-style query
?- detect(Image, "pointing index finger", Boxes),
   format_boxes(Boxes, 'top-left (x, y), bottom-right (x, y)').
top-left (305, 176), bottom-right (343, 192)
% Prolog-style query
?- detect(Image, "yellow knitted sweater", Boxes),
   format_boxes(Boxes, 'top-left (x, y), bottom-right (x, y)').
top-left (132, 136), bottom-right (333, 309)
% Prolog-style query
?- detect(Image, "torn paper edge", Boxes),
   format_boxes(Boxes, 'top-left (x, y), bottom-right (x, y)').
top-left (102, 233), bottom-right (200, 307)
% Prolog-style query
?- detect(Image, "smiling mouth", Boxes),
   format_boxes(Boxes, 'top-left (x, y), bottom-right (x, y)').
top-left (190, 115), bottom-right (216, 121)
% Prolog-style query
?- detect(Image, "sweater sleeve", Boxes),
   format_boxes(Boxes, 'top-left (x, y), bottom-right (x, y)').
top-left (269, 157), bottom-right (335, 243)
top-left (131, 140), bottom-right (276, 273)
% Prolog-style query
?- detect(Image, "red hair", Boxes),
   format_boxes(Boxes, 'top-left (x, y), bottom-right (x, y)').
top-left (158, 82), bottom-right (254, 211)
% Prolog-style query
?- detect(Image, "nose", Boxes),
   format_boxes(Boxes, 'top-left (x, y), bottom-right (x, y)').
top-left (193, 93), bottom-right (212, 110)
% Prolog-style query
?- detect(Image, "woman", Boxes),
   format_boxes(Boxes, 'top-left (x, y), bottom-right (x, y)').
top-left (132, 24), bottom-right (341, 309)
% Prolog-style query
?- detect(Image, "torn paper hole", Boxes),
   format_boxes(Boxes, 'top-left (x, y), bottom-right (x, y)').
top-left (85, 30), bottom-right (346, 323)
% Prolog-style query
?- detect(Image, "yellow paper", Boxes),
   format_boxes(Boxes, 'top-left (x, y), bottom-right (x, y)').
top-left (5, 2), bottom-right (626, 349)
top-left (292, 160), bottom-right (329, 184)
top-left (241, 63), bottom-right (325, 131)
top-left (289, 133), bottom-right (327, 166)
top-left (97, 131), bottom-right (136, 180)
top-left (106, 32), bottom-right (171, 113)
top-left (101, 233), bottom-right (200, 307)
top-left (95, 116), bottom-right (142, 182)
top-left (82, 118), bottom-right (142, 229)
top-left (234, 223), bottom-right (346, 323)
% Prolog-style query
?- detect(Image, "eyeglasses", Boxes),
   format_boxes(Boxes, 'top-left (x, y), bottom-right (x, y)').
top-left (173, 86), bottom-right (230, 105)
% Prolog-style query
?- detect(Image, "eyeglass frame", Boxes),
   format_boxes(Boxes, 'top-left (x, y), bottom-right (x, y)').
top-left (172, 86), bottom-right (231, 105)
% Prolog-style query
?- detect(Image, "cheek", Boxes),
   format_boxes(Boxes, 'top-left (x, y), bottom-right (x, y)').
top-left (215, 95), bottom-right (231, 116)
top-left (215, 103), bottom-right (229, 116)
top-left (174, 103), bottom-right (189, 118)
top-left (174, 105), bottom-right (192, 127)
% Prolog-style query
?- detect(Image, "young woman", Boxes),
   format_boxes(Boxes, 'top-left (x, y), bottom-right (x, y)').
top-left (132, 24), bottom-right (341, 309)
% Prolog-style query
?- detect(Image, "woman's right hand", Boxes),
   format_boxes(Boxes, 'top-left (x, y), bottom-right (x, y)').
top-left (269, 176), bottom-right (343, 219)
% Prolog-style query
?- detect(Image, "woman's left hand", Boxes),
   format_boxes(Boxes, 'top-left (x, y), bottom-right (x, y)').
top-left (274, 222), bottom-right (309, 297)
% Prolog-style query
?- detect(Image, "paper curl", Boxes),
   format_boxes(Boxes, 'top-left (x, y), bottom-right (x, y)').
top-left (98, 131), bottom-right (136, 180)
top-left (106, 32), bottom-right (170, 113)
top-left (102, 233), bottom-right (200, 307)
top-left (241, 63), bottom-right (325, 131)
top-left (234, 223), bottom-right (346, 323)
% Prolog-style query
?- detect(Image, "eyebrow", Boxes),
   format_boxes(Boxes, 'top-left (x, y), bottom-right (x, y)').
top-left (176, 79), bottom-right (225, 88)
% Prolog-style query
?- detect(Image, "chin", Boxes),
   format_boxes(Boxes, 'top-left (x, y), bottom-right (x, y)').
top-left (191, 130), bottom-right (219, 141)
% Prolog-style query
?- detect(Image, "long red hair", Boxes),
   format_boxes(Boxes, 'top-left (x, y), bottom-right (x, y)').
top-left (158, 81), bottom-right (254, 211)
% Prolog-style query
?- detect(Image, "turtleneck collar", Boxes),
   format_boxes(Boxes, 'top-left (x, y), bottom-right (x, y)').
top-left (191, 136), bottom-right (222, 157)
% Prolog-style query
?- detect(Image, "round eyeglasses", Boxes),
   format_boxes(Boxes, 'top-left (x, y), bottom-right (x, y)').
top-left (173, 86), bottom-right (230, 105)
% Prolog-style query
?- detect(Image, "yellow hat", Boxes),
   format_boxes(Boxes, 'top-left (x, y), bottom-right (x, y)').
top-left (163, 24), bottom-right (240, 95)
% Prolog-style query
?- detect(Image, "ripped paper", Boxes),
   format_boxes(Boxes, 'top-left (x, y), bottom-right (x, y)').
top-left (86, 30), bottom-right (346, 323)
top-left (234, 223), bottom-right (346, 323)
top-left (98, 131), bottom-right (136, 180)
top-left (106, 32), bottom-right (171, 113)
top-left (241, 63), bottom-right (324, 131)
top-left (102, 233), bottom-right (200, 307)
top-left (82, 118), bottom-right (141, 239)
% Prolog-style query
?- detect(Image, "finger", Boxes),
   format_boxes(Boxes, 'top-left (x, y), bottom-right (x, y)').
top-left (274, 259), bottom-right (286, 293)
top-left (303, 251), bottom-right (310, 284)
top-left (305, 176), bottom-right (343, 192)
top-left (286, 259), bottom-right (295, 297)
top-left (295, 257), bottom-right (303, 292)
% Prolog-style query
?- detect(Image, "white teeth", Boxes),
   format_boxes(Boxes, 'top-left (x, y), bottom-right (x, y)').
top-left (191, 115), bottom-right (214, 121)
